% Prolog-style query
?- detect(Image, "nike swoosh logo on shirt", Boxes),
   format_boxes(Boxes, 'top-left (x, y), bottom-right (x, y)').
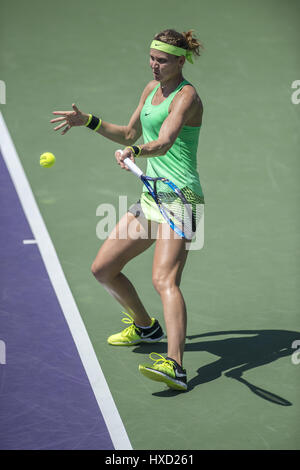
top-left (145, 113), bottom-right (151, 116)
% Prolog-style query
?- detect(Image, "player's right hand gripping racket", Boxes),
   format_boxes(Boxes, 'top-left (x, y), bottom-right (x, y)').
top-left (117, 150), bottom-right (196, 240)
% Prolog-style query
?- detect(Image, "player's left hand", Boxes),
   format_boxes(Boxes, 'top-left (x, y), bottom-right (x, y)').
top-left (51, 104), bottom-right (89, 135)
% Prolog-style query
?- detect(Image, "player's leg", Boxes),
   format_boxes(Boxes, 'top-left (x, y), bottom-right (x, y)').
top-left (151, 224), bottom-right (189, 366)
top-left (139, 224), bottom-right (189, 390)
top-left (91, 211), bottom-right (155, 327)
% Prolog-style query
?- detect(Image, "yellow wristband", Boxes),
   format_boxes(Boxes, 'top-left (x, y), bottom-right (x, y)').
top-left (85, 114), bottom-right (92, 127)
top-left (94, 118), bottom-right (102, 131)
top-left (135, 145), bottom-right (142, 157)
top-left (126, 145), bottom-right (142, 157)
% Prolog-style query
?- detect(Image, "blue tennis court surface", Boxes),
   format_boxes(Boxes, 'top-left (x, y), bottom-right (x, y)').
top-left (0, 150), bottom-right (114, 450)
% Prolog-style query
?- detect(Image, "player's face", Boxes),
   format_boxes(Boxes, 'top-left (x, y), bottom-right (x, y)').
top-left (150, 49), bottom-right (184, 82)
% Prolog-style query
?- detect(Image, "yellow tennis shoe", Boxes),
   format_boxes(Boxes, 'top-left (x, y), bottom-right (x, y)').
top-left (139, 353), bottom-right (188, 391)
top-left (107, 312), bottom-right (165, 346)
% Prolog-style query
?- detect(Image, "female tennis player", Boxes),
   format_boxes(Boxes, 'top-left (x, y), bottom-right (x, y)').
top-left (51, 29), bottom-right (205, 392)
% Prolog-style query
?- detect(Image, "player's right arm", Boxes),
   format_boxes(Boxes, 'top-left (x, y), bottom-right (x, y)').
top-left (51, 81), bottom-right (157, 145)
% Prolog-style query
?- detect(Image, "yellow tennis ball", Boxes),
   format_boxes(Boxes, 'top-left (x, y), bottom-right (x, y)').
top-left (40, 152), bottom-right (56, 168)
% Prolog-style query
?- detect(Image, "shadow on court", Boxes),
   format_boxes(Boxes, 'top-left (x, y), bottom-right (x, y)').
top-left (133, 329), bottom-right (300, 403)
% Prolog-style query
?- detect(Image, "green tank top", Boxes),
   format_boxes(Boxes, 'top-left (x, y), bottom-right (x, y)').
top-left (140, 79), bottom-right (204, 198)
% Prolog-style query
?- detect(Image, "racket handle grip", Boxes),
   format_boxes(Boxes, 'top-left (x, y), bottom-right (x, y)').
top-left (124, 157), bottom-right (144, 178)
top-left (116, 149), bottom-right (144, 178)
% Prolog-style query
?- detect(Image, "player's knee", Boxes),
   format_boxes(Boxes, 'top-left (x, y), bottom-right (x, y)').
top-left (91, 261), bottom-right (111, 283)
top-left (91, 261), bottom-right (101, 279)
top-left (152, 272), bottom-right (175, 294)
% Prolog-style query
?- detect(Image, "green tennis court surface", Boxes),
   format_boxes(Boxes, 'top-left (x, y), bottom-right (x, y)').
top-left (1, 0), bottom-right (299, 450)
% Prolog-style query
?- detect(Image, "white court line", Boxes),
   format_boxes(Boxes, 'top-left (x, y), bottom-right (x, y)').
top-left (0, 112), bottom-right (132, 450)
top-left (23, 239), bottom-right (37, 244)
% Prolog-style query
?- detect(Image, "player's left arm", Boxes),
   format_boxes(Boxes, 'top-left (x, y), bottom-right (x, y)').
top-left (139, 87), bottom-right (199, 157)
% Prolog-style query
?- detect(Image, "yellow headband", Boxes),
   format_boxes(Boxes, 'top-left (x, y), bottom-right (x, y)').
top-left (150, 40), bottom-right (194, 64)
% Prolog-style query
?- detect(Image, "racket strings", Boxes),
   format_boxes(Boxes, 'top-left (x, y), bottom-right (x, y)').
top-left (146, 181), bottom-right (204, 238)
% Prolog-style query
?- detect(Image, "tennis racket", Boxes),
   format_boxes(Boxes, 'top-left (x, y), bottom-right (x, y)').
top-left (116, 150), bottom-right (196, 240)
